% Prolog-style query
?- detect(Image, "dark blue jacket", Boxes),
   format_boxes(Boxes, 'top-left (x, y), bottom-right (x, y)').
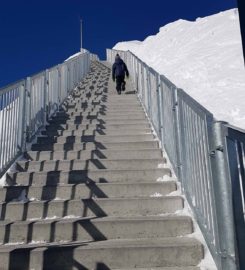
top-left (112, 58), bottom-right (129, 80)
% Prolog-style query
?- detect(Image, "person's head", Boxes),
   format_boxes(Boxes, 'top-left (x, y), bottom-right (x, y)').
top-left (115, 54), bottom-right (120, 61)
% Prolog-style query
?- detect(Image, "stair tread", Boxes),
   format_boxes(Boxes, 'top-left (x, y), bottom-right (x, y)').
top-left (0, 237), bottom-right (202, 250)
top-left (77, 237), bottom-right (202, 249)
top-left (2, 181), bottom-right (175, 188)
top-left (18, 158), bottom-right (165, 163)
top-left (0, 215), bottom-right (192, 225)
top-left (112, 267), bottom-right (200, 270)
top-left (25, 149), bottom-right (162, 154)
top-left (2, 195), bottom-right (182, 204)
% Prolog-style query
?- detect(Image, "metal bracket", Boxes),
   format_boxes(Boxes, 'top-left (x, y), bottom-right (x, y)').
top-left (216, 145), bottom-right (224, 152)
top-left (218, 250), bottom-right (236, 261)
top-left (172, 102), bottom-right (178, 111)
top-left (25, 88), bottom-right (31, 97)
top-left (210, 145), bottom-right (224, 157)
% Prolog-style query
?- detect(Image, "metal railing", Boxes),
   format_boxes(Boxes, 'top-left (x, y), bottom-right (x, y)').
top-left (90, 53), bottom-right (100, 61)
top-left (0, 51), bottom-right (91, 178)
top-left (81, 49), bottom-right (99, 62)
top-left (225, 124), bottom-right (245, 270)
top-left (107, 49), bottom-right (245, 270)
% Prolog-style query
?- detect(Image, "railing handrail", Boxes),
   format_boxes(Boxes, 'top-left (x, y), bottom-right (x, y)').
top-left (106, 48), bottom-right (244, 270)
top-left (0, 50), bottom-right (98, 179)
top-left (0, 52), bottom-right (85, 93)
top-left (0, 80), bottom-right (25, 96)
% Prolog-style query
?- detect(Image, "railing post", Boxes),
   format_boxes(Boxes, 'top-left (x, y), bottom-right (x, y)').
top-left (141, 65), bottom-right (145, 104)
top-left (25, 77), bottom-right (31, 142)
top-left (57, 65), bottom-right (61, 107)
top-left (157, 76), bottom-right (164, 148)
top-left (210, 121), bottom-right (237, 270)
top-left (82, 54), bottom-right (85, 79)
top-left (159, 77), bottom-right (167, 151)
top-left (173, 88), bottom-right (183, 180)
top-left (19, 82), bottom-right (27, 152)
top-left (44, 69), bottom-right (49, 124)
top-left (226, 130), bottom-right (245, 270)
top-left (135, 72), bottom-right (139, 93)
top-left (146, 68), bottom-right (151, 117)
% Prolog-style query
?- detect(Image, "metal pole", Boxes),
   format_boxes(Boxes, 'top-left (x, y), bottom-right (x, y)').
top-left (173, 88), bottom-right (182, 180)
top-left (80, 19), bottom-right (83, 51)
top-left (44, 69), bottom-right (49, 126)
top-left (226, 133), bottom-right (245, 270)
top-left (25, 77), bottom-right (31, 142)
top-left (211, 121), bottom-right (237, 270)
top-left (20, 82), bottom-right (27, 152)
top-left (157, 76), bottom-right (164, 150)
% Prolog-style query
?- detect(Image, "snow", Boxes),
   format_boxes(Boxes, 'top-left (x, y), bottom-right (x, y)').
top-left (5, 242), bottom-right (25, 246)
top-left (44, 216), bottom-right (58, 220)
top-left (0, 154), bottom-right (27, 186)
top-left (65, 49), bottom-right (89, 62)
top-left (113, 8), bottom-right (245, 129)
top-left (63, 215), bottom-right (81, 219)
top-left (175, 198), bottom-right (217, 270)
top-left (150, 192), bottom-right (163, 197)
top-left (65, 52), bottom-right (83, 62)
top-left (157, 163), bottom-right (168, 169)
top-left (29, 240), bottom-right (47, 245)
top-left (156, 175), bottom-right (172, 182)
top-left (162, 182), bottom-right (217, 270)
top-left (29, 198), bottom-right (40, 201)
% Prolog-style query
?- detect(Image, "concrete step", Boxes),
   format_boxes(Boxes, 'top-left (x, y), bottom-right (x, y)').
top-left (0, 196), bottom-right (183, 221)
top-left (45, 122), bottom-right (151, 131)
top-left (62, 92), bottom-right (99, 99)
top-left (0, 216), bottom-right (192, 244)
top-left (55, 115), bottom-right (149, 123)
top-left (94, 106), bottom-right (145, 112)
top-left (52, 112), bottom-right (146, 121)
top-left (69, 97), bottom-right (140, 102)
top-left (31, 141), bottom-right (159, 151)
top-left (16, 158), bottom-right (166, 172)
top-left (25, 149), bottom-right (162, 161)
top-left (0, 181), bottom-right (175, 201)
top-left (41, 128), bottom-right (152, 136)
top-left (66, 104), bottom-right (142, 110)
top-left (7, 168), bottom-right (171, 186)
top-left (64, 106), bottom-right (144, 113)
top-left (107, 267), bottom-right (200, 270)
top-left (65, 107), bottom-right (145, 113)
top-left (36, 134), bottom-right (154, 144)
top-left (55, 110), bottom-right (145, 117)
top-left (0, 238), bottom-right (202, 269)
top-left (69, 238), bottom-right (202, 268)
top-left (64, 100), bottom-right (141, 106)
top-left (48, 118), bottom-right (149, 125)
top-left (79, 237), bottom-right (202, 267)
top-left (66, 88), bottom-right (103, 95)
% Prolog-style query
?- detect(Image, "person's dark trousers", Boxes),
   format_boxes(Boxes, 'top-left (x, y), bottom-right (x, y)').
top-left (116, 75), bottom-right (125, 93)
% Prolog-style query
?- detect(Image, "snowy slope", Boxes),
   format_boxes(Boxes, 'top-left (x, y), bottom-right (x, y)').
top-left (113, 9), bottom-right (245, 129)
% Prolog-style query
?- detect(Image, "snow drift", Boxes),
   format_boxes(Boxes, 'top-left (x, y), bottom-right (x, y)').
top-left (113, 9), bottom-right (245, 129)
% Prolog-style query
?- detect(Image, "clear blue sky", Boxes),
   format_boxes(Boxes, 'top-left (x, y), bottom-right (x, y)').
top-left (0, 0), bottom-right (237, 88)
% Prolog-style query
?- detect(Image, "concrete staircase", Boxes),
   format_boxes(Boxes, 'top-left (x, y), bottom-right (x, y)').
top-left (0, 61), bottom-right (203, 269)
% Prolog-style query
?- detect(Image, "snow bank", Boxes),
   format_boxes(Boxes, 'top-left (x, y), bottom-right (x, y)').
top-left (114, 9), bottom-right (245, 129)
